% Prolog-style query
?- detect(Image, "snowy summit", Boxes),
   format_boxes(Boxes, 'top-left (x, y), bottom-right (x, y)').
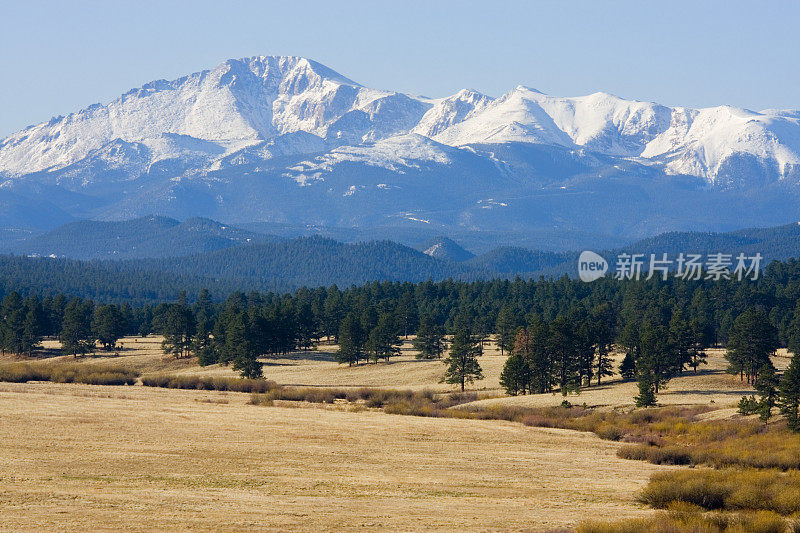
top-left (0, 55), bottom-right (799, 237)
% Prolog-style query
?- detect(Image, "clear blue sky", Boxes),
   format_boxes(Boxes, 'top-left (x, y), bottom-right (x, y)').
top-left (1, 0), bottom-right (798, 137)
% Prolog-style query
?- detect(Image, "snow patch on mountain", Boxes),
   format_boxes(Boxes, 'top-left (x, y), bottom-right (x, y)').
top-left (292, 134), bottom-right (453, 176)
top-left (528, 91), bottom-right (673, 156)
top-left (212, 131), bottom-right (327, 170)
top-left (432, 86), bottom-right (574, 147)
top-left (412, 89), bottom-right (493, 137)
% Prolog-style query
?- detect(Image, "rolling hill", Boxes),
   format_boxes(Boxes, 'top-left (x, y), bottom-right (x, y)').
top-left (2, 221), bottom-right (800, 303)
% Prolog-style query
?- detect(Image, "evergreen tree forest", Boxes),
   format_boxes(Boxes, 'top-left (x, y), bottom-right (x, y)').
top-left (3, 258), bottom-right (800, 419)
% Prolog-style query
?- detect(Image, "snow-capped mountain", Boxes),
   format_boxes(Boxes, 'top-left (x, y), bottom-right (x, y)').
top-left (1, 55), bottom-right (800, 243)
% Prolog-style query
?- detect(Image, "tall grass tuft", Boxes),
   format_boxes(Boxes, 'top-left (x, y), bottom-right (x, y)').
top-left (640, 469), bottom-right (800, 515)
top-left (579, 509), bottom-right (795, 533)
top-left (141, 374), bottom-right (276, 393)
top-left (0, 362), bottom-right (138, 385)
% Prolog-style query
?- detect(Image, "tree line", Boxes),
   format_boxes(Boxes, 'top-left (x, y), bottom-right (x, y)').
top-left (2, 260), bottom-right (800, 427)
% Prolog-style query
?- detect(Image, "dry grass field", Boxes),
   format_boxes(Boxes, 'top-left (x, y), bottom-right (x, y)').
top-left (38, 336), bottom-right (511, 392)
top-left (0, 336), bottom-right (776, 531)
top-left (0, 380), bottom-right (670, 532)
top-left (35, 337), bottom-right (779, 409)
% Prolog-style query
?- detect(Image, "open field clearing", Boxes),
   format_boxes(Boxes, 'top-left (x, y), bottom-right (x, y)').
top-left (27, 338), bottom-right (778, 410)
top-left (3, 335), bottom-right (791, 531)
top-left (36, 337), bottom-right (511, 392)
top-left (0, 381), bottom-right (669, 531)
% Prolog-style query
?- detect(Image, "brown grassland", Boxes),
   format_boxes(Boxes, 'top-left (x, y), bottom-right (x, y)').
top-left (0, 381), bottom-right (667, 531)
top-left (0, 336), bottom-right (798, 531)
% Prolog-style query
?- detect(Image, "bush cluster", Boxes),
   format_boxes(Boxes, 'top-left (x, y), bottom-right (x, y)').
top-left (140, 374), bottom-right (275, 393)
top-left (0, 362), bottom-right (138, 385)
top-left (640, 469), bottom-right (800, 515)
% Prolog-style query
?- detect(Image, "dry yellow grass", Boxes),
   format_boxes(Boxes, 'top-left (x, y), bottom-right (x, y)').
top-left (24, 338), bottom-right (776, 407)
top-left (1, 335), bottom-right (780, 531)
top-left (33, 336), bottom-right (509, 392)
top-left (0, 381), bottom-right (669, 531)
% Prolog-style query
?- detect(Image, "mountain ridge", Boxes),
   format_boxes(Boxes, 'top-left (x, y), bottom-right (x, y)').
top-left (2, 55), bottom-right (800, 240)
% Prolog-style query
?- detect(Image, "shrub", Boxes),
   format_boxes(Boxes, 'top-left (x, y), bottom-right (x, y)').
top-left (618, 444), bottom-right (693, 465)
top-left (141, 374), bottom-right (277, 393)
top-left (640, 469), bottom-right (800, 515)
top-left (249, 394), bottom-right (274, 406)
top-left (579, 510), bottom-right (793, 533)
top-left (0, 362), bottom-right (138, 385)
top-left (738, 395), bottom-right (761, 415)
top-left (0, 363), bottom-right (49, 382)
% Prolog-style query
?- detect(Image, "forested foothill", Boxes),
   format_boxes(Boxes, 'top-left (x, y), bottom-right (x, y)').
top-left (5, 220), bottom-right (800, 304)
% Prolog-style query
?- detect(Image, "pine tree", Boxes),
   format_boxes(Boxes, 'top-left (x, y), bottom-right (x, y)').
top-left (92, 304), bottom-right (126, 351)
top-left (60, 298), bottom-right (94, 357)
top-left (525, 317), bottom-right (552, 393)
top-left (500, 352), bottom-right (530, 395)
top-left (618, 321), bottom-right (640, 382)
top-left (0, 292), bottom-right (25, 355)
top-left (395, 292), bottom-right (418, 339)
top-left (412, 314), bottom-right (446, 359)
top-left (575, 320), bottom-right (596, 387)
top-left (361, 305), bottom-right (378, 339)
top-left (441, 328), bottom-right (483, 391)
top-left (193, 318), bottom-right (217, 366)
top-left (21, 296), bottom-right (46, 356)
top-left (295, 300), bottom-right (317, 350)
top-left (43, 293), bottom-right (67, 338)
top-left (591, 303), bottom-right (617, 385)
top-left (619, 351), bottom-right (636, 381)
top-left (548, 315), bottom-right (580, 395)
top-left (367, 314), bottom-right (402, 363)
top-left (726, 308), bottom-right (779, 384)
top-left (635, 370), bottom-right (657, 407)
top-left (138, 308), bottom-right (153, 337)
top-left (754, 363), bottom-right (779, 423)
top-left (192, 289), bottom-right (217, 365)
top-left (120, 303), bottom-right (135, 337)
top-left (637, 321), bottom-right (674, 395)
top-left (322, 287), bottom-right (344, 342)
top-left (224, 311), bottom-right (263, 378)
top-left (335, 313), bottom-right (364, 366)
top-left (787, 302), bottom-right (800, 356)
top-left (687, 316), bottom-right (709, 373)
top-left (668, 309), bottom-right (693, 374)
top-left (495, 305), bottom-right (517, 356)
top-left (689, 288), bottom-right (716, 347)
top-left (161, 302), bottom-right (195, 358)
top-left (779, 352), bottom-right (800, 432)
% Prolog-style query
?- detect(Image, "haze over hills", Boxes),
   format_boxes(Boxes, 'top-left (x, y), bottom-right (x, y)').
top-left (3, 216), bottom-right (276, 259)
top-left (1, 56), bottom-right (800, 247)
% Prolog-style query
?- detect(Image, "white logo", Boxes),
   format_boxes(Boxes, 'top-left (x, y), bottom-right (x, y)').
top-left (578, 251), bottom-right (608, 282)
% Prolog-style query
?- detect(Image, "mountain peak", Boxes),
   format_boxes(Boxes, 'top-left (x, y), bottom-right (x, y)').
top-left (223, 55), bottom-right (361, 88)
top-left (419, 236), bottom-right (475, 262)
top-left (1, 54), bottom-right (800, 238)
top-left (514, 85), bottom-right (544, 94)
